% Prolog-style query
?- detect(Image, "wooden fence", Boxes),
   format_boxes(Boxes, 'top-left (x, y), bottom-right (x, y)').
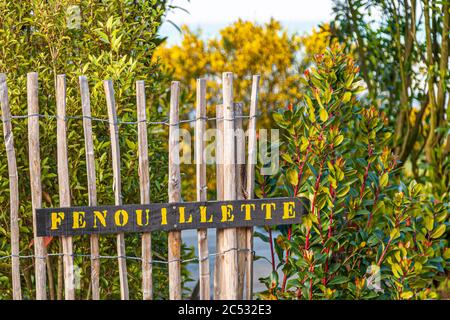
top-left (0, 71), bottom-right (260, 300)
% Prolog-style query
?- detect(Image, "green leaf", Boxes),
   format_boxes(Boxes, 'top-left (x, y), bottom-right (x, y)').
top-left (337, 185), bottom-right (350, 197)
top-left (95, 30), bottom-right (110, 44)
top-left (414, 262), bottom-right (422, 274)
top-left (327, 161), bottom-right (335, 173)
top-left (307, 162), bottom-right (318, 177)
top-left (328, 275), bottom-right (349, 285)
top-left (282, 153), bottom-right (294, 164)
top-left (254, 231), bottom-right (269, 242)
top-left (342, 91), bottom-right (352, 103)
top-left (400, 291), bottom-right (413, 299)
top-left (273, 112), bottom-right (284, 124)
top-left (379, 172), bottom-right (389, 188)
top-left (345, 74), bottom-right (355, 88)
top-left (304, 95), bottom-right (313, 109)
top-left (309, 213), bottom-right (319, 224)
top-left (436, 211), bottom-right (448, 223)
top-left (308, 107), bottom-right (316, 123)
top-left (333, 135), bottom-right (344, 146)
top-left (314, 90), bottom-right (324, 109)
top-left (443, 248), bottom-right (450, 260)
top-left (391, 263), bottom-right (403, 278)
top-left (300, 136), bottom-right (309, 151)
top-left (125, 139), bottom-right (136, 149)
top-left (302, 215), bottom-right (312, 229)
top-left (390, 228), bottom-right (400, 240)
top-left (269, 271), bottom-right (279, 289)
top-left (430, 224), bottom-right (446, 239)
top-left (286, 168), bottom-right (298, 186)
top-left (424, 215), bottom-right (434, 232)
top-left (319, 107), bottom-right (329, 122)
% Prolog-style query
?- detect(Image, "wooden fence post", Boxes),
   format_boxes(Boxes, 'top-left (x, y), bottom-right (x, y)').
top-left (104, 80), bottom-right (129, 300)
top-left (56, 74), bottom-right (75, 300)
top-left (136, 80), bottom-right (153, 300)
top-left (220, 72), bottom-right (238, 299)
top-left (195, 78), bottom-right (210, 300)
top-left (245, 74), bottom-right (260, 300)
top-left (27, 72), bottom-right (47, 300)
top-left (0, 73), bottom-right (22, 300)
top-left (168, 81), bottom-right (182, 300)
top-left (214, 104), bottom-right (224, 300)
top-left (235, 102), bottom-right (247, 299)
top-left (79, 76), bottom-right (100, 300)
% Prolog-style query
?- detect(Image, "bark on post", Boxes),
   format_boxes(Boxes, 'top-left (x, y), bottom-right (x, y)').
top-left (0, 73), bottom-right (22, 300)
top-left (56, 75), bottom-right (75, 300)
top-left (214, 104), bottom-right (224, 300)
top-left (136, 80), bottom-right (153, 300)
top-left (219, 72), bottom-right (238, 299)
top-left (195, 78), bottom-right (210, 300)
top-left (27, 72), bottom-right (47, 300)
top-left (234, 102), bottom-right (247, 299)
top-left (79, 76), bottom-right (100, 300)
top-left (168, 81), bottom-right (182, 300)
top-left (104, 80), bottom-right (129, 300)
top-left (245, 75), bottom-right (260, 300)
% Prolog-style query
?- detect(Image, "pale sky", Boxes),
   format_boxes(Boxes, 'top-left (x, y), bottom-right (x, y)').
top-left (165, 0), bottom-right (333, 24)
top-left (160, 0), bottom-right (333, 44)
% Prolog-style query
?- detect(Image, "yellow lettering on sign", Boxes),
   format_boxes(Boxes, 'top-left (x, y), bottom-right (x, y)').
top-left (114, 210), bottom-right (129, 227)
top-left (179, 207), bottom-right (193, 224)
top-left (221, 204), bottom-right (234, 222)
top-left (160, 207), bottom-right (167, 225)
top-left (261, 203), bottom-right (276, 220)
top-left (73, 211), bottom-right (86, 229)
top-left (51, 212), bottom-right (65, 230)
top-left (241, 204), bottom-right (255, 221)
top-left (93, 210), bottom-right (107, 228)
top-left (200, 206), bottom-right (213, 223)
top-left (282, 201), bottom-right (296, 220)
top-left (136, 209), bottom-right (150, 226)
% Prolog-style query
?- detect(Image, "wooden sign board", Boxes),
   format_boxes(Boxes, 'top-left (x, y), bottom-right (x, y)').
top-left (36, 197), bottom-right (307, 237)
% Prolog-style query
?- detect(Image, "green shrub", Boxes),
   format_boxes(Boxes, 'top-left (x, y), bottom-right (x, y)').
top-left (0, 0), bottom-right (194, 299)
top-left (257, 46), bottom-right (449, 299)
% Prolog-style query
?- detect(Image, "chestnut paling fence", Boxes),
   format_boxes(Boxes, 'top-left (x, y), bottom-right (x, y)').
top-left (0, 72), bottom-right (261, 300)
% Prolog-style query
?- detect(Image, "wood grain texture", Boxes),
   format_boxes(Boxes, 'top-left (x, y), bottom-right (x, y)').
top-left (79, 76), bottom-right (100, 300)
top-left (245, 75), bottom-right (260, 300)
top-left (214, 104), bottom-right (224, 300)
top-left (0, 73), bottom-right (22, 300)
top-left (56, 75), bottom-right (75, 300)
top-left (104, 80), bottom-right (129, 300)
top-left (195, 78), bottom-right (210, 300)
top-left (136, 80), bottom-right (153, 300)
top-left (27, 72), bottom-right (47, 300)
top-left (219, 72), bottom-right (238, 299)
top-left (168, 81), bottom-right (182, 300)
top-left (234, 102), bottom-right (247, 299)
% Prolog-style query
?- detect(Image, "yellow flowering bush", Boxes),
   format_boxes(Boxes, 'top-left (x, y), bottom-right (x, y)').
top-left (154, 19), bottom-right (302, 127)
top-left (154, 19), bottom-right (341, 202)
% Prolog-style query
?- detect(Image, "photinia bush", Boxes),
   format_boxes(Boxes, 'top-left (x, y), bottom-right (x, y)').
top-left (257, 46), bottom-right (449, 300)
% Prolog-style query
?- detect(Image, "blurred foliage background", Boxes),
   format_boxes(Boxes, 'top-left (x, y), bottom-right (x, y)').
top-left (0, 0), bottom-right (194, 300)
top-left (331, 0), bottom-right (449, 198)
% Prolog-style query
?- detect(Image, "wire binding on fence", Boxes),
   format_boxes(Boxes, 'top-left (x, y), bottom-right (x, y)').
top-left (1, 113), bottom-right (258, 126)
top-left (0, 247), bottom-right (255, 264)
